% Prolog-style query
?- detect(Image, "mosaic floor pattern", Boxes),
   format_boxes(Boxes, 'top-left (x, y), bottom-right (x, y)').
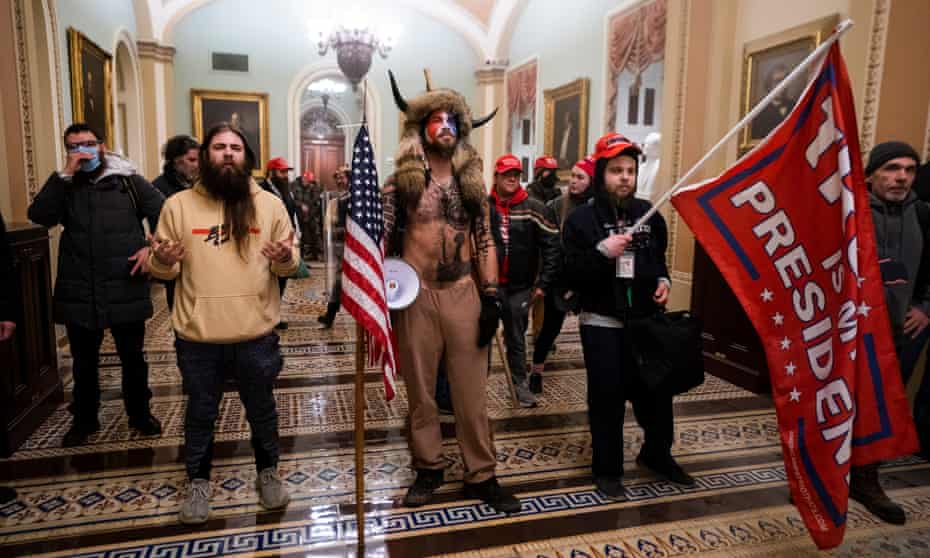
top-left (3, 272), bottom-right (929, 557)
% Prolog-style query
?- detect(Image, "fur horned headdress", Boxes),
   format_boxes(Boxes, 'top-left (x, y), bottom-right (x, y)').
top-left (389, 69), bottom-right (497, 217)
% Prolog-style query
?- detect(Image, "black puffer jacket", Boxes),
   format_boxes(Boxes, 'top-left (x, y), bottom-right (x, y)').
top-left (152, 169), bottom-right (189, 199)
top-left (28, 153), bottom-right (164, 329)
top-left (562, 196), bottom-right (669, 320)
top-left (489, 191), bottom-right (561, 293)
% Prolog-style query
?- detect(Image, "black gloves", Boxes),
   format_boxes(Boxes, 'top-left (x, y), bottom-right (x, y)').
top-left (478, 293), bottom-right (502, 347)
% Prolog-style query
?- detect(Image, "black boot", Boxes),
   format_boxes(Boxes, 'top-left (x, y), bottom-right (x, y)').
top-left (0, 486), bottom-right (17, 504)
top-left (403, 469), bottom-right (444, 508)
top-left (636, 450), bottom-right (695, 487)
top-left (463, 477), bottom-right (521, 514)
top-left (129, 414), bottom-right (163, 436)
top-left (850, 463), bottom-right (906, 525)
top-left (62, 420), bottom-right (100, 447)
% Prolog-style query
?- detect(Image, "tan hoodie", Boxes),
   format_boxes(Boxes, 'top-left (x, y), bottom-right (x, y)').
top-left (148, 181), bottom-right (299, 343)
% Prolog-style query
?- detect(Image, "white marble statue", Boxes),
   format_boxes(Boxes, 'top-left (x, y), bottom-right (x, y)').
top-left (637, 132), bottom-right (661, 201)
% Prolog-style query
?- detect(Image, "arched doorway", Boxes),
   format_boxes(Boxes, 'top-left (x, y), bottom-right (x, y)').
top-left (113, 35), bottom-right (145, 169)
top-left (300, 106), bottom-right (346, 191)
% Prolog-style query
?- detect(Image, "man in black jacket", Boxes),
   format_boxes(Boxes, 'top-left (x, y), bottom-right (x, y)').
top-left (28, 123), bottom-right (164, 447)
top-left (260, 157), bottom-right (301, 330)
top-left (152, 135), bottom-right (199, 310)
top-left (490, 154), bottom-right (560, 407)
top-left (562, 132), bottom-right (693, 500)
top-left (0, 211), bottom-right (18, 503)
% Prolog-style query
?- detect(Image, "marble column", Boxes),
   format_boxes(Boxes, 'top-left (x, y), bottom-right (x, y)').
top-left (136, 41), bottom-right (176, 179)
top-left (474, 62), bottom-right (508, 190)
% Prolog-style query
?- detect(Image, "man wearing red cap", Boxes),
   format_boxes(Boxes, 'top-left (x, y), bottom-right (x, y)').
top-left (530, 156), bottom-right (597, 392)
top-left (527, 155), bottom-right (561, 204)
top-left (490, 154), bottom-right (560, 407)
top-left (261, 157), bottom-right (301, 329)
top-left (562, 132), bottom-right (693, 501)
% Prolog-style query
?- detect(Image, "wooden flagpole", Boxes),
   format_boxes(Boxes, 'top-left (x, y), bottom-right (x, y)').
top-left (354, 322), bottom-right (366, 549)
top-left (353, 79), bottom-right (370, 550)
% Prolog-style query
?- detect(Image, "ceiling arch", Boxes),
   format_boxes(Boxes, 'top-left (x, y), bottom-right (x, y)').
top-left (140, 0), bottom-right (526, 61)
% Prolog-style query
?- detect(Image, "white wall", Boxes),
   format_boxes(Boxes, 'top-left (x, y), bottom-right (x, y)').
top-left (171, 0), bottom-right (480, 169)
top-left (56, 0), bottom-right (139, 131)
top-left (507, 0), bottom-right (637, 157)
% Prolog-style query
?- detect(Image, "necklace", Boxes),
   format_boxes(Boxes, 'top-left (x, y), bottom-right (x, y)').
top-left (430, 175), bottom-right (451, 189)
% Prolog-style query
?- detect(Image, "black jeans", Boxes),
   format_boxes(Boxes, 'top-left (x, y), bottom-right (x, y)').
top-left (164, 280), bottom-right (176, 311)
top-left (176, 332), bottom-right (283, 480)
top-left (500, 287), bottom-right (532, 385)
top-left (66, 321), bottom-right (151, 426)
top-left (532, 292), bottom-right (567, 365)
top-left (580, 324), bottom-right (674, 478)
top-left (323, 280), bottom-right (342, 321)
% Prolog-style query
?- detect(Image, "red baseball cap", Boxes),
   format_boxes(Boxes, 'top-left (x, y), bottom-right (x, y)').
top-left (574, 156), bottom-right (596, 179)
top-left (593, 132), bottom-right (641, 161)
top-left (267, 157), bottom-right (293, 171)
top-left (534, 156), bottom-right (558, 170)
top-left (495, 154), bottom-right (523, 174)
top-left (302, 169), bottom-right (315, 182)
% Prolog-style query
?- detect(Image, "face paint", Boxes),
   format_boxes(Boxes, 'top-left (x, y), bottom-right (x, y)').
top-left (426, 111), bottom-right (458, 143)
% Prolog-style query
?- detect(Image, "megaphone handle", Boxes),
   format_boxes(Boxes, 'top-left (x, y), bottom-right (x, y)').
top-left (494, 328), bottom-right (520, 409)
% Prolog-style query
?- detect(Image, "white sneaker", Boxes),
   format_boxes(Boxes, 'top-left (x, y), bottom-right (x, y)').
top-left (179, 479), bottom-right (211, 525)
top-left (256, 467), bottom-right (290, 510)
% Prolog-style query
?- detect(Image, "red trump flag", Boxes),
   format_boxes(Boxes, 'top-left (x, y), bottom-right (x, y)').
top-left (672, 44), bottom-right (918, 549)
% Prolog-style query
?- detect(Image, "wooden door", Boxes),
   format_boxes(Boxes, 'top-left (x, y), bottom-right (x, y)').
top-left (690, 243), bottom-right (771, 394)
top-left (0, 223), bottom-right (62, 456)
top-left (302, 138), bottom-right (345, 190)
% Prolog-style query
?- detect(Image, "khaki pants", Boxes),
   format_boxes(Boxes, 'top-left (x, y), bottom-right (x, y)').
top-left (394, 276), bottom-right (496, 483)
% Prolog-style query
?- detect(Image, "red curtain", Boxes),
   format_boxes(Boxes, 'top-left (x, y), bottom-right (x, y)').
top-left (605, 0), bottom-right (667, 131)
top-left (506, 61), bottom-right (537, 150)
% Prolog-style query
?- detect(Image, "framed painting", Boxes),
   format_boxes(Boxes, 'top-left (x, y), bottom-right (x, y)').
top-left (192, 89), bottom-right (270, 174)
top-left (544, 78), bottom-right (590, 180)
top-left (739, 14), bottom-right (839, 153)
top-left (67, 28), bottom-right (113, 145)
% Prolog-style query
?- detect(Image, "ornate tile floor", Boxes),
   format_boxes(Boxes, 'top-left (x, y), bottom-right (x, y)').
top-left (3, 273), bottom-right (929, 557)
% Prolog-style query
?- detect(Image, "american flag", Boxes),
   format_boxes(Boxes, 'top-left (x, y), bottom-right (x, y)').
top-left (340, 125), bottom-right (399, 400)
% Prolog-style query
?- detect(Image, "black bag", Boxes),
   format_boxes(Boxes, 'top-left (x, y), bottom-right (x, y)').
top-left (626, 310), bottom-right (705, 395)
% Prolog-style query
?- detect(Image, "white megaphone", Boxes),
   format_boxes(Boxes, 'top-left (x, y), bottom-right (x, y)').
top-left (384, 258), bottom-right (420, 310)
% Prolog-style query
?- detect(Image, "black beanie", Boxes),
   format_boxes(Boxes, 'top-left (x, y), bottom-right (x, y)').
top-left (865, 141), bottom-right (920, 176)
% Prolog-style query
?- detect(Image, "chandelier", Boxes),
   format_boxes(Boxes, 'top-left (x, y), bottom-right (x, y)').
top-left (311, 10), bottom-right (399, 90)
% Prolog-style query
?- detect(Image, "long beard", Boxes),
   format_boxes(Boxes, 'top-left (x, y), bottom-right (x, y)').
top-left (201, 160), bottom-right (255, 254)
top-left (202, 160), bottom-right (251, 203)
top-left (425, 136), bottom-right (457, 159)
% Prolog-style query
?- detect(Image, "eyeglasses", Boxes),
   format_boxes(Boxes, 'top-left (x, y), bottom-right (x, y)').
top-left (66, 140), bottom-right (100, 150)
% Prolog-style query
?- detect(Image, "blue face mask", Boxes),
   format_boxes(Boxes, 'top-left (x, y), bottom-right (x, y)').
top-left (72, 145), bottom-right (101, 172)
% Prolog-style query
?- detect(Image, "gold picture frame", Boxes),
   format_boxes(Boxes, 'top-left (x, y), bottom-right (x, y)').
top-left (192, 89), bottom-right (270, 175)
top-left (739, 14), bottom-right (839, 153)
top-left (544, 78), bottom-right (590, 181)
top-left (67, 28), bottom-right (114, 145)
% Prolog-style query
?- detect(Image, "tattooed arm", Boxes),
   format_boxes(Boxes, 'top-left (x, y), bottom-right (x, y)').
top-left (473, 196), bottom-right (499, 296)
top-left (381, 178), bottom-right (400, 256)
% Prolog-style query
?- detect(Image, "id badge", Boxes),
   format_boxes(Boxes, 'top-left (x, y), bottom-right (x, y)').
top-left (617, 253), bottom-right (635, 278)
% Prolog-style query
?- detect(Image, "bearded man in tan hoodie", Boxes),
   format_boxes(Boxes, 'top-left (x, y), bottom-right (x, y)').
top-left (149, 123), bottom-right (298, 525)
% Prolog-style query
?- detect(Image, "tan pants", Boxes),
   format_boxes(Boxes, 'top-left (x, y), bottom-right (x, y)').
top-left (394, 276), bottom-right (496, 483)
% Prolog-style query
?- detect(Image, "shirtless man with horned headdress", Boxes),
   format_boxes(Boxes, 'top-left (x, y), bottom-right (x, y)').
top-left (383, 70), bottom-right (520, 513)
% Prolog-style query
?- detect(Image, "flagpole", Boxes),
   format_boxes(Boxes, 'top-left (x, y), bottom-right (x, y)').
top-left (354, 323), bottom-right (366, 549)
top-left (630, 19), bottom-right (854, 232)
top-left (353, 80), bottom-right (369, 552)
